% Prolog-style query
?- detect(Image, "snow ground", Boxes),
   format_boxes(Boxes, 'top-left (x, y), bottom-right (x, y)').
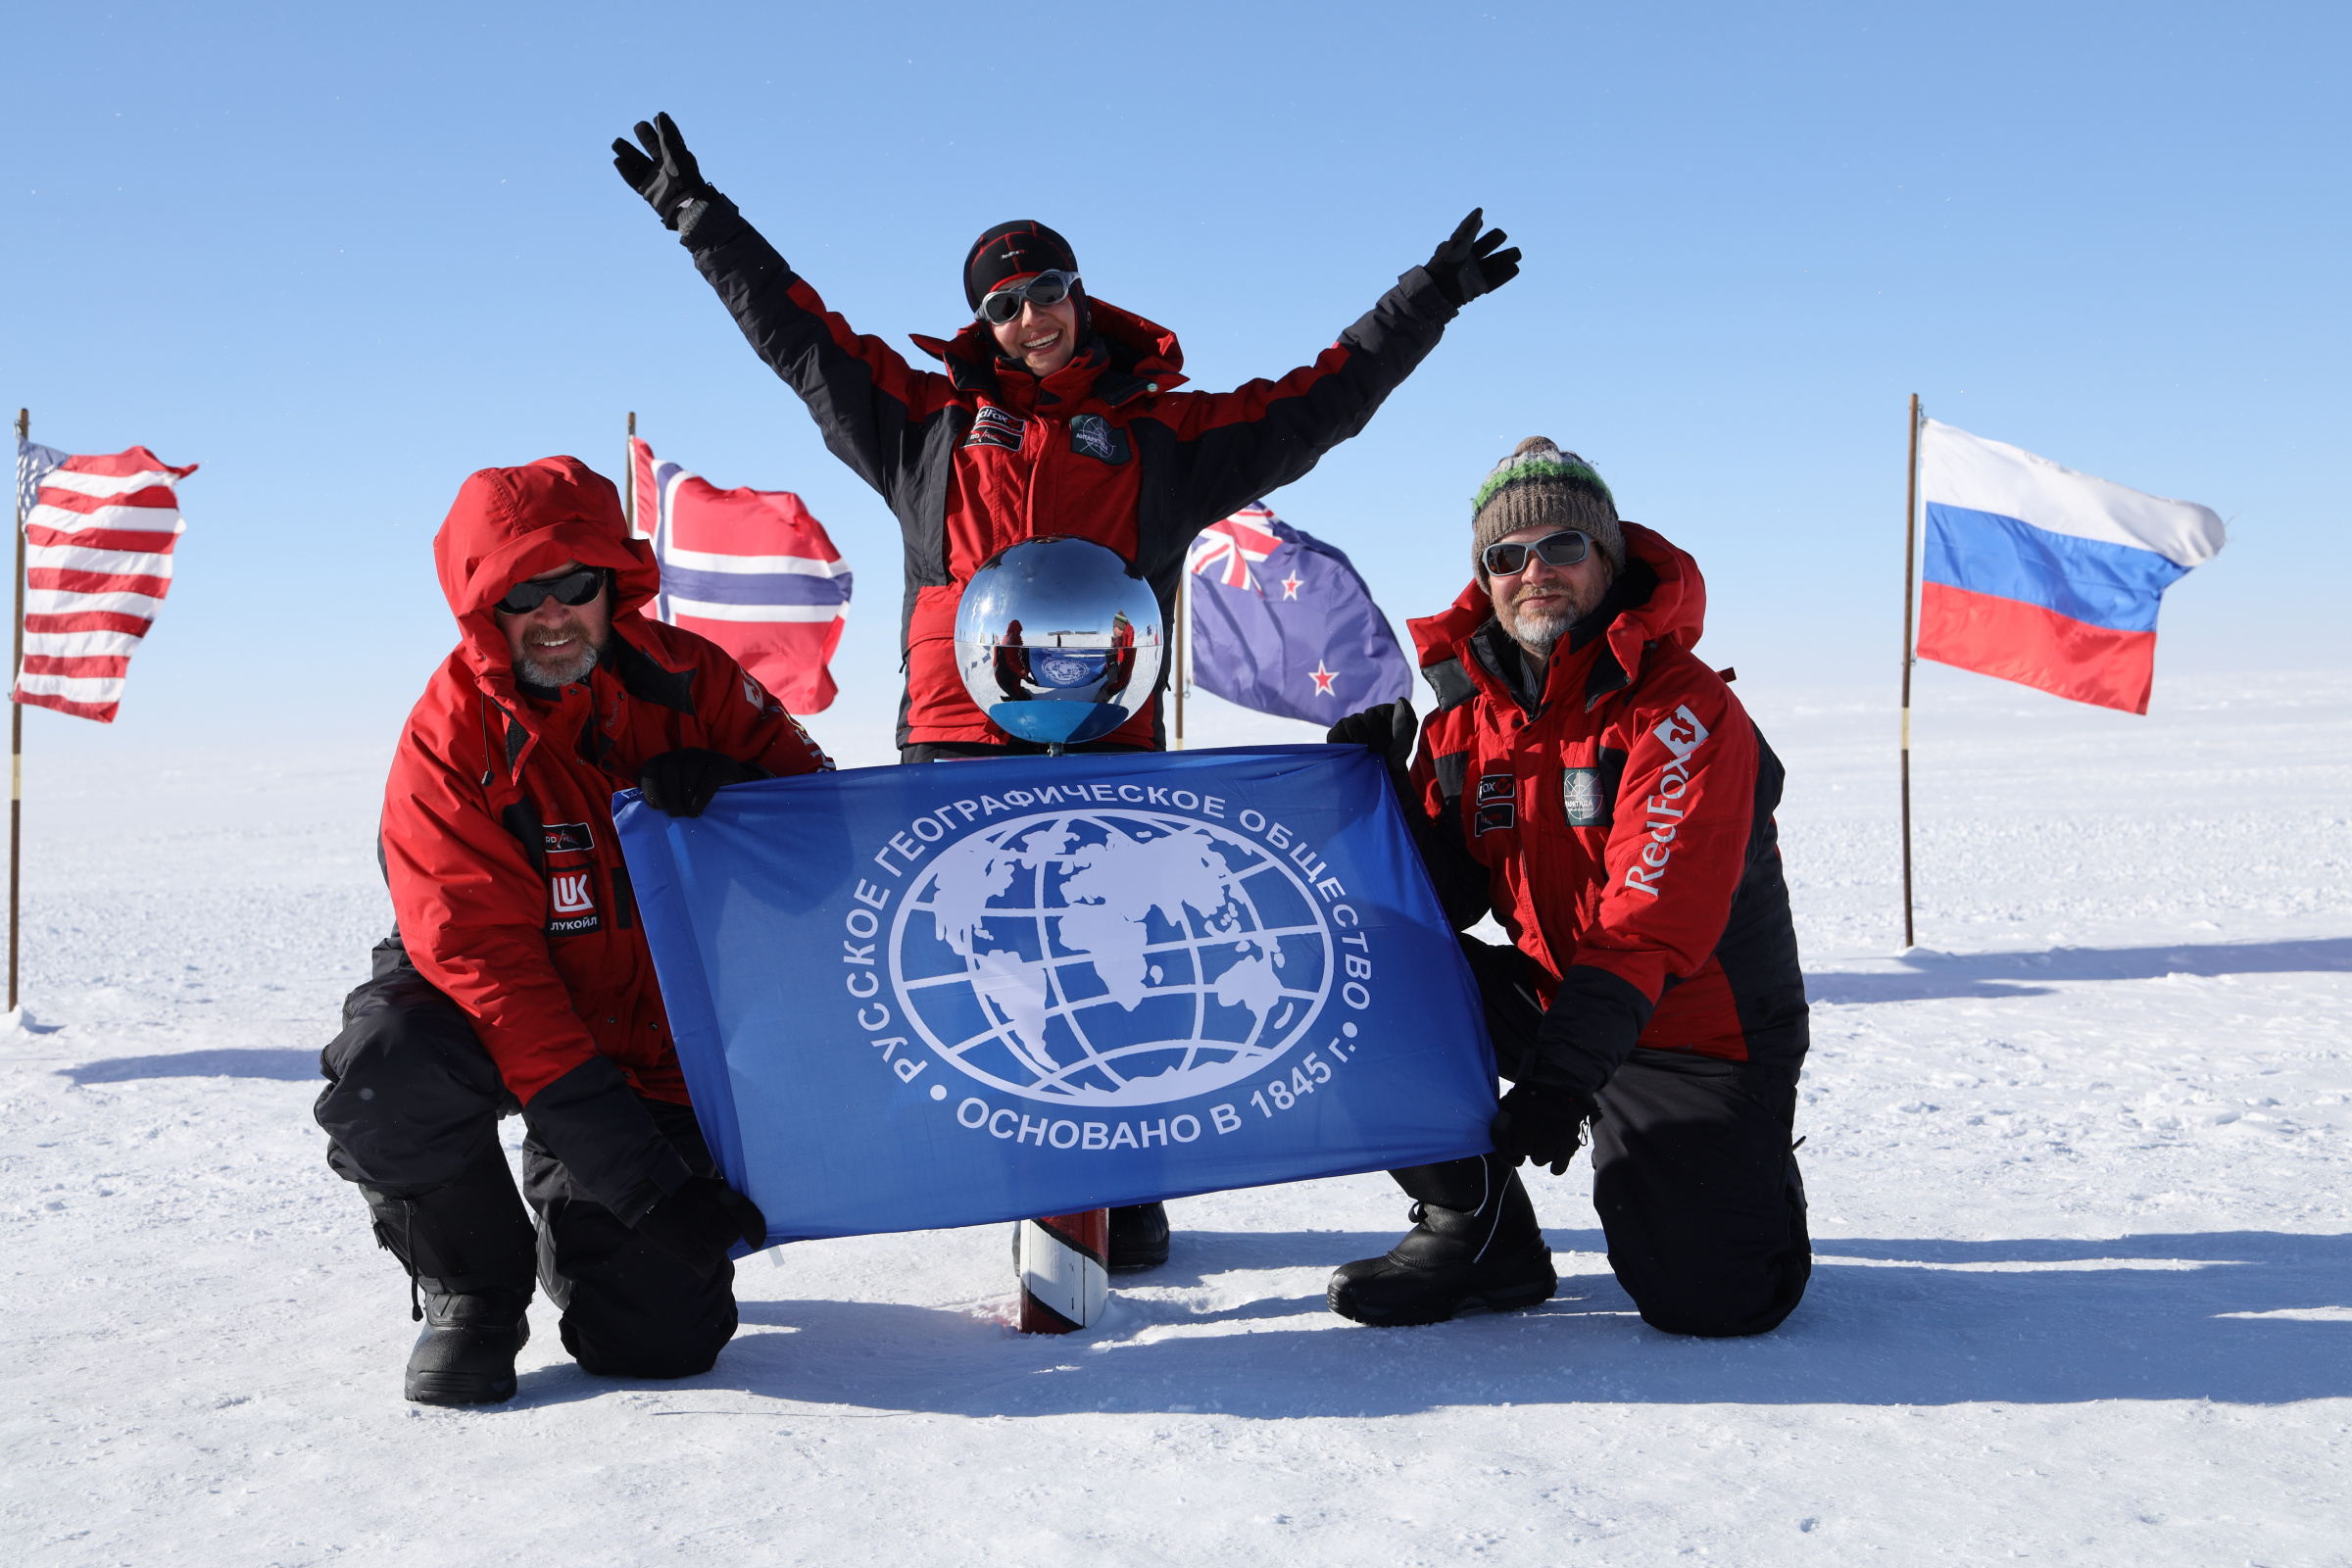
top-left (4, 668), bottom-right (2348, 1566)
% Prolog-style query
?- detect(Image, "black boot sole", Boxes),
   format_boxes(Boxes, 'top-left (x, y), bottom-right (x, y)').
top-left (1327, 1269), bottom-right (1557, 1328)
top-left (406, 1368), bottom-right (519, 1405)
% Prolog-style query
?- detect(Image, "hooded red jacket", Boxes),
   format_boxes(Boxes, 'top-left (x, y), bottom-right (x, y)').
top-left (381, 458), bottom-right (831, 1113)
top-left (1405, 523), bottom-right (1808, 1095)
top-left (677, 197), bottom-right (1459, 752)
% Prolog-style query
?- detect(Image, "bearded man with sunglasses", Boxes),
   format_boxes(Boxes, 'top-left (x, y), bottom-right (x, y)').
top-left (1322, 439), bottom-right (1813, 1338)
top-left (315, 457), bottom-right (833, 1404)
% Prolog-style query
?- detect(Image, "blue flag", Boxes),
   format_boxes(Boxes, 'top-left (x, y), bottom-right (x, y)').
top-left (614, 746), bottom-right (1497, 1246)
top-left (1186, 504), bottom-right (1413, 725)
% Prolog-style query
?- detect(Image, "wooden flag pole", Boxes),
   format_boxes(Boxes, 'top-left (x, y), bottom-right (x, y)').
top-left (11, 407), bottom-right (27, 1012)
top-left (624, 412), bottom-right (637, 535)
top-left (1899, 393), bottom-right (1921, 951)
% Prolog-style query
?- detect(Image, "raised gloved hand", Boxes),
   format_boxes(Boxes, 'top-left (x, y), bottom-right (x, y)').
top-left (633, 1176), bottom-right (767, 1278)
top-left (612, 112), bottom-right (714, 230)
top-left (1326, 699), bottom-right (1418, 801)
top-left (1490, 1081), bottom-right (1596, 1176)
top-left (637, 749), bottom-right (764, 817)
top-left (1425, 209), bottom-right (1522, 307)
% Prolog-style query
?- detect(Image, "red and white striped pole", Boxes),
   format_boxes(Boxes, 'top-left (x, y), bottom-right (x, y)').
top-left (1016, 1207), bottom-right (1108, 1334)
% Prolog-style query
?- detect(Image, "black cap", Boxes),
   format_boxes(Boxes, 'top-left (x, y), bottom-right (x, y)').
top-left (964, 220), bottom-right (1080, 312)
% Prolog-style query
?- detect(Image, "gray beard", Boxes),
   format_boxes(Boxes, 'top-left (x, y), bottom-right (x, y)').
top-left (1507, 603), bottom-right (1577, 663)
top-left (514, 638), bottom-right (601, 688)
top-left (1498, 564), bottom-right (1616, 665)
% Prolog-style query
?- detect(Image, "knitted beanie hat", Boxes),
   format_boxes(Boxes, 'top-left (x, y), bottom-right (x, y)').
top-left (1471, 437), bottom-right (1624, 578)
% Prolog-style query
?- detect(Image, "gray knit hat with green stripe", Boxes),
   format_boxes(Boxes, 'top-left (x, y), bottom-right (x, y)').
top-left (1471, 437), bottom-right (1623, 578)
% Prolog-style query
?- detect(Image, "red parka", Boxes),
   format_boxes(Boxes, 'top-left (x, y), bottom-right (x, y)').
top-left (677, 197), bottom-right (1459, 752)
top-left (382, 458), bottom-right (831, 1117)
top-left (1406, 523), bottom-right (1808, 1095)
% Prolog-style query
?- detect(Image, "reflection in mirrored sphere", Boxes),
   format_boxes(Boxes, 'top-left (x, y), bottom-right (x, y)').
top-left (954, 537), bottom-right (1165, 747)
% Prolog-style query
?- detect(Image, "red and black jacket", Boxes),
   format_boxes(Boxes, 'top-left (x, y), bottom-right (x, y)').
top-left (676, 197), bottom-right (1459, 751)
top-left (380, 458), bottom-right (831, 1216)
top-left (1404, 523), bottom-right (1808, 1096)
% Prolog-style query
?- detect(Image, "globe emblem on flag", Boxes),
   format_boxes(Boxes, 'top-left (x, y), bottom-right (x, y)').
top-left (889, 810), bottom-right (1335, 1106)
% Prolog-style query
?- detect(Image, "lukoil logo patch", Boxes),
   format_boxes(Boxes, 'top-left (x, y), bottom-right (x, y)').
top-left (552, 871), bottom-right (595, 915)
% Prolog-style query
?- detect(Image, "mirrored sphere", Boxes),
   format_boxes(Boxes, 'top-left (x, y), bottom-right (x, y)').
top-left (954, 537), bottom-right (1165, 746)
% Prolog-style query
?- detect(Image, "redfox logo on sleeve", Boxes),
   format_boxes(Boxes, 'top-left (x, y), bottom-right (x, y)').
top-left (1651, 705), bottom-right (1710, 761)
top-left (1624, 706), bottom-right (1711, 900)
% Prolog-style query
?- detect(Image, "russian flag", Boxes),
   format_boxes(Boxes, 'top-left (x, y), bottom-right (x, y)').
top-left (1916, 419), bottom-right (2225, 714)
top-left (629, 437), bottom-right (853, 713)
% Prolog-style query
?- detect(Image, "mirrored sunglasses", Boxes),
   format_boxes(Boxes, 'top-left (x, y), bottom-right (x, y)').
top-left (976, 270), bottom-right (1081, 325)
top-left (496, 568), bottom-right (605, 615)
top-left (1481, 529), bottom-right (1592, 576)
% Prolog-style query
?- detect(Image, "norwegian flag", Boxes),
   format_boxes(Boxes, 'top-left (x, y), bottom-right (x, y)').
top-left (630, 437), bottom-right (852, 713)
top-left (1187, 504), bottom-right (1284, 589)
top-left (13, 442), bottom-right (196, 723)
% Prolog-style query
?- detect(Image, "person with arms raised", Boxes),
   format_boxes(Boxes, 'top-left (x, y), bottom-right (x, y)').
top-left (612, 112), bottom-right (1523, 1268)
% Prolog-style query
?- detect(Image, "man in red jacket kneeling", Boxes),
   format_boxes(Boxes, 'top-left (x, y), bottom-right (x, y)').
top-left (316, 458), bottom-right (833, 1404)
top-left (1324, 439), bottom-right (1812, 1336)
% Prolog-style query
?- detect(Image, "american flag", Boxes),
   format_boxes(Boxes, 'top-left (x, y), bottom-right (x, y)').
top-left (629, 437), bottom-right (852, 713)
top-left (1187, 504), bottom-right (1284, 589)
top-left (13, 442), bottom-right (196, 723)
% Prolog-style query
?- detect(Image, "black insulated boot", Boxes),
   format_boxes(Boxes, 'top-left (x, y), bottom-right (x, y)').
top-left (356, 1146), bottom-right (539, 1406)
top-left (1107, 1201), bottom-right (1170, 1271)
top-left (406, 1285), bottom-right (531, 1405)
top-left (1329, 1154), bottom-right (1556, 1326)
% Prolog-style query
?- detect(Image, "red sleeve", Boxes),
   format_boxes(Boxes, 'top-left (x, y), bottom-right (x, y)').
top-left (382, 710), bottom-right (603, 1105)
top-left (685, 638), bottom-right (835, 777)
top-left (1569, 673), bottom-right (1758, 1003)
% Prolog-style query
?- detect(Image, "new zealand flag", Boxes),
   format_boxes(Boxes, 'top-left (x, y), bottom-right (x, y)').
top-left (1186, 504), bottom-right (1413, 725)
top-left (613, 746), bottom-right (1497, 1247)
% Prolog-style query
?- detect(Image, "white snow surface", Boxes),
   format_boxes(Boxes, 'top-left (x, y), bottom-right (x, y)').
top-left (5, 669), bottom-right (2349, 1565)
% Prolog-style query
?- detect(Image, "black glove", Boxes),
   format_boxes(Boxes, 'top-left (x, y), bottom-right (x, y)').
top-left (1490, 1081), bottom-right (1595, 1176)
top-left (1424, 209), bottom-right (1522, 307)
top-left (633, 1176), bottom-right (767, 1278)
top-left (1327, 699), bottom-right (1418, 800)
top-left (637, 749), bottom-right (763, 817)
top-left (612, 112), bottom-right (714, 230)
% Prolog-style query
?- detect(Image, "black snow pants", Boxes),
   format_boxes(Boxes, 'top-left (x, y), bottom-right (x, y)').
top-left (315, 940), bottom-right (739, 1379)
top-left (1459, 935), bottom-right (1811, 1338)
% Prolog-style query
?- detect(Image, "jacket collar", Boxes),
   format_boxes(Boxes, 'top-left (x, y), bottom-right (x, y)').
top-left (470, 620), bottom-right (700, 786)
top-left (908, 296), bottom-right (1190, 416)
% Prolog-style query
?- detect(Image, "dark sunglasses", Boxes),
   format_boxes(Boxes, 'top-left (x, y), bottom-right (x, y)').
top-left (1481, 530), bottom-right (1592, 576)
top-left (496, 568), bottom-right (605, 615)
top-left (976, 270), bottom-right (1081, 325)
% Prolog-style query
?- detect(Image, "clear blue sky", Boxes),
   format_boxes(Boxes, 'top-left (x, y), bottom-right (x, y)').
top-left (5, 0), bottom-right (2344, 769)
